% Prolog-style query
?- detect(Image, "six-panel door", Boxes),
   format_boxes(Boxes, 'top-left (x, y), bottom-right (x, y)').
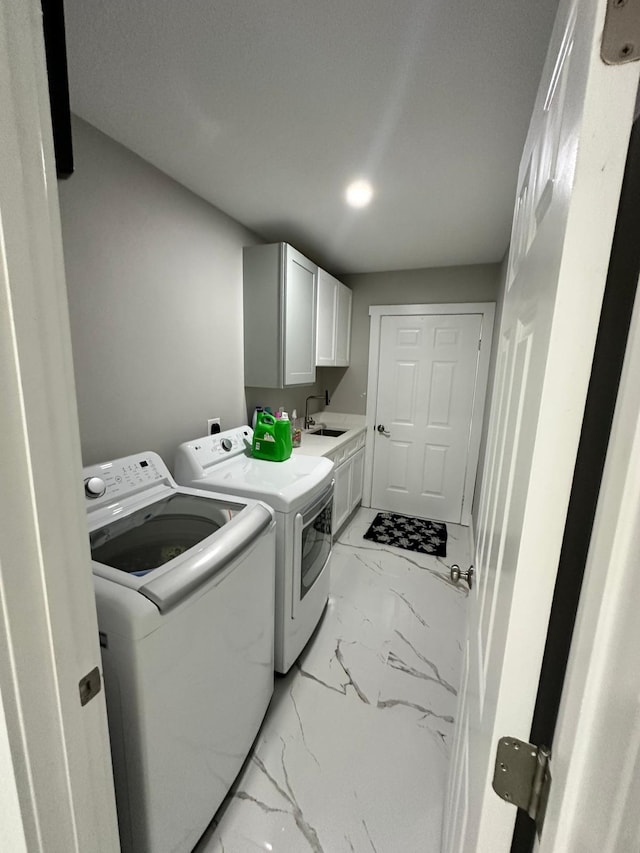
top-left (371, 313), bottom-right (482, 524)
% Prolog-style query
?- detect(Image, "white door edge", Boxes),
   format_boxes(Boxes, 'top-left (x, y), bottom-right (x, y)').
top-left (0, 2), bottom-right (119, 850)
top-left (362, 302), bottom-right (495, 526)
top-left (467, 511), bottom-right (477, 568)
top-left (539, 275), bottom-right (640, 851)
top-left (0, 689), bottom-right (28, 853)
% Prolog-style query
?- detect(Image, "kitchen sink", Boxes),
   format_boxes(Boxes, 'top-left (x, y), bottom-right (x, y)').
top-left (309, 428), bottom-right (347, 437)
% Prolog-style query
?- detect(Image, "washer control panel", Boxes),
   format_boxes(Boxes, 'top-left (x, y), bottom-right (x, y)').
top-left (83, 453), bottom-right (167, 502)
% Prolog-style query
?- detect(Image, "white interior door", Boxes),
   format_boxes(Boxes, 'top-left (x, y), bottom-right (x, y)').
top-left (371, 313), bottom-right (483, 524)
top-left (442, 0), bottom-right (639, 849)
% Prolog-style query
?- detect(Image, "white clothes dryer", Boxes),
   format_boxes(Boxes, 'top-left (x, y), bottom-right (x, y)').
top-left (83, 451), bottom-right (276, 853)
top-left (174, 427), bottom-right (334, 674)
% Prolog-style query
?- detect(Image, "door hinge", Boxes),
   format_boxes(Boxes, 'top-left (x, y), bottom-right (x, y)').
top-left (601, 0), bottom-right (640, 65)
top-left (492, 736), bottom-right (551, 838)
top-left (79, 666), bottom-right (102, 707)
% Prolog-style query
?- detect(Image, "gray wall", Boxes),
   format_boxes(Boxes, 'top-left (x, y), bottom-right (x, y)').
top-left (58, 118), bottom-right (504, 497)
top-left (59, 117), bottom-right (261, 466)
top-left (330, 265), bottom-right (502, 415)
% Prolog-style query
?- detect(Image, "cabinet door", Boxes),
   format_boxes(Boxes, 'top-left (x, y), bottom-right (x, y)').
top-left (332, 459), bottom-right (352, 534)
top-left (284, 247), bottom-right (317, 385)
top-left (335, 283), bottom-right (352, 366)
top-left (316, 269), bottom-right (338, 366)
top-left (350, 448), bottom-right (365, 512)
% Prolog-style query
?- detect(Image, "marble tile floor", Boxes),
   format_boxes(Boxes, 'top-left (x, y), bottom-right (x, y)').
top-left (195, 507), bottom-right (470, 853)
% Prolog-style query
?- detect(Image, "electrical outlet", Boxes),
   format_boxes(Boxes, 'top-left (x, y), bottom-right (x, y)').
top-left (207, 417), bottom-right (221, 435)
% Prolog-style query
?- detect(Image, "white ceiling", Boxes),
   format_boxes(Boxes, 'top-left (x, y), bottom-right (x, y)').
top-left (63, 0), bottom-right (559, 275)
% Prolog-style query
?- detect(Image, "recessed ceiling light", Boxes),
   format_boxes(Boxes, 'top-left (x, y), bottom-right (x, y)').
top-left (345, 179), bottom-right (373, 208)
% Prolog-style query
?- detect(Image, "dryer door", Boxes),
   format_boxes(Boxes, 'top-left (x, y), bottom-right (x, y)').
top-left (292, 484), bottom-right (333, 617)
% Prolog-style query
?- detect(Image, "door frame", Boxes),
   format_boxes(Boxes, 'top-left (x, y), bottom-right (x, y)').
top-left (0, 1), bottom-right (119, 849)
top-left (363, 303), bottom-right (495, 526)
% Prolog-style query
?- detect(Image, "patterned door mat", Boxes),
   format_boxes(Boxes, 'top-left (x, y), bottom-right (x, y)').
top-left (363, 512), bottom-right (447, 557)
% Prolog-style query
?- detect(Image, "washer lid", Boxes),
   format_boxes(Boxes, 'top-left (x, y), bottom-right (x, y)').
top-left (89, 492), bottom-right (245, 576)
top-left (90, 495), bottom-right (273, 613)
top-left (190, 453), bottom-right (334, 512)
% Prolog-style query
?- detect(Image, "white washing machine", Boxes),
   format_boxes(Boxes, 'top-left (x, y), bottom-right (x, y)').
top-left (83, 451), bottom-right (276, 853)
top-left (174, 427), bottom-right (334, 674)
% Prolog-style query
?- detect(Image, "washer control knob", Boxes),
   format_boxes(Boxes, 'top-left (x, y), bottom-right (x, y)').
top-left (221, 438), bottom-right (233, 452)
top-left (84, 476), bottom-right (106, 499)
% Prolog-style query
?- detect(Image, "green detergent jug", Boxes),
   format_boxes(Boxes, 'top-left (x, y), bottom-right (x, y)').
top-left (252, 412), bottom-right (290, 461)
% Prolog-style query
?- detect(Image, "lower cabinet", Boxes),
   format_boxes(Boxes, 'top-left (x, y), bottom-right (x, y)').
top-left (350, 448), bottom-right (364, 508)
top-left (333, 462), bottom-right (351, 533)
top-left (331, 446), bottom-right (365, 535)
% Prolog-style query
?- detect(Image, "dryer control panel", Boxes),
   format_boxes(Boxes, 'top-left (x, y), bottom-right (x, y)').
top-left (177, 427), bottom-right (253, 477)
top-left (83, 452), bottom-right (167, 503)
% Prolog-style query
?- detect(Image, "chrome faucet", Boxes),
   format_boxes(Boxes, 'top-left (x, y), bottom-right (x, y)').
top-left (305, 390), bottom-right (330, 430)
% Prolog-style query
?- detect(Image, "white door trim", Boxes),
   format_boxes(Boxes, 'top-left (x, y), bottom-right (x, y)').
top-left (0, 1), bottom-right (119, 849)
top-left (363, 302), bottom-right (495, 526)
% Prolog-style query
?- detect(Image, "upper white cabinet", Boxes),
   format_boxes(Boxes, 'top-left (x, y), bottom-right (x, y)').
top-left (315, 270), bottom-right (338, 366)
top-left (315, 269), bottom-right (352, 367)
top-left (243, 243), bottom-right (318, 388)
top-left (334, 280), bottom-right (352, 365)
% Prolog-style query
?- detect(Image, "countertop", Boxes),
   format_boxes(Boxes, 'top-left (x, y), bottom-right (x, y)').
top-left (292, 412), bottom-right (366, 459)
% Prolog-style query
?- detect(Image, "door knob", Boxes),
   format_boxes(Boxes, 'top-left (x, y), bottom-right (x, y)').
top-left (377, 424), bottom-right (390, 436)
top-left (450, 564), bottom-right (474, 590)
